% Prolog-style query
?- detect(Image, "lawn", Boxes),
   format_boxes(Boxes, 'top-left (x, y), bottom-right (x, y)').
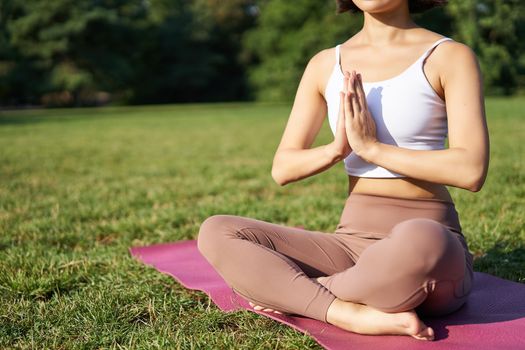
top-left (0, 98), bottom-right (523, 349)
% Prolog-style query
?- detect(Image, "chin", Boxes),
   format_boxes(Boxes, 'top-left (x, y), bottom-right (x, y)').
top-left (352, 0), bottom-right (407, 14)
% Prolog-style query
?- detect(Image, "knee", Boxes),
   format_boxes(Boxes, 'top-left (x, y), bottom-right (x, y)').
top-left (197, 214), bottom-right (236, 263)
top-left (391, 218), bottom-right (448, 248)
top-left (390, 218), bottom-right (463, 273)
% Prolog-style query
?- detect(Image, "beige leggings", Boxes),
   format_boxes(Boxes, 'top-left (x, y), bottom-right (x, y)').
top-left (197, 193), bottom-right (474, 323)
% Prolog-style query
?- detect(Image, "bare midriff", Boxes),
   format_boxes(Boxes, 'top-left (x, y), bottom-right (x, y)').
top-left (347, 176), bottom-right (454, 202)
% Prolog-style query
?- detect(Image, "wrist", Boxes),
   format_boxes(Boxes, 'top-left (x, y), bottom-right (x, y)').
top-left (324, 142), bottom-right (345, 163)
top-left (359, 141), bottom-right (381, 163)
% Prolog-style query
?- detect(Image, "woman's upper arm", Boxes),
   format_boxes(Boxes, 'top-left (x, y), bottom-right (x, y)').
top-left (440, 42), bottom-right (490, 186)
top-left (274, 50), bottom-right (331, 153)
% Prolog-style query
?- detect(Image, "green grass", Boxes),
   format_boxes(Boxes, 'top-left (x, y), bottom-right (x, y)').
top-left (0, 98), bottom-right (524, 349)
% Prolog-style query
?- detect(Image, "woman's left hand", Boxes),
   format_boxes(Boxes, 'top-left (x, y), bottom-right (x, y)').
top-left (344, 70), bottom-right (378, 160)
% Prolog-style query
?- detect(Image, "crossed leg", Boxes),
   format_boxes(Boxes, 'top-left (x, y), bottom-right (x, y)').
top-left (197, 214), bottom-right (355, 321)
top-left (317, 218), bottom-right (471, 315)
top-left (197, 215), bottom-right (471, 341)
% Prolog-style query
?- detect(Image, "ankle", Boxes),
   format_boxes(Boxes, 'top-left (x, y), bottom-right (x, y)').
top-left (326, 298), bottom-right (360, 328)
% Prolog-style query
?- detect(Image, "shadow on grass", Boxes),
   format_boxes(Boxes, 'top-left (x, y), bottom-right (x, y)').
top-left (0, 102), bottom-right (269, 125)
top-left (0, 107), bottom-right (128, 125)
top-left (473, 245), bottom-right (525, 283)
top-left (0, 112), bottom-right (100, 126)
top-left (0, 115), bottom-right (47, 125)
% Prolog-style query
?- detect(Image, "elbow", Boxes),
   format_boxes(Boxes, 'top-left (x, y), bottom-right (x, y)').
top-left (465, 179), bottom-right (484, 192)
top-left (271, 165), bottom-right (288, 186)
top-left (271, 152), bottom-right (293, 186)
top-left (463, 166), bottom-right (488, 192)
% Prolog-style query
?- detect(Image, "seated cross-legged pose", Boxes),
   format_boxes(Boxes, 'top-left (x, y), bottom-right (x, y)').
top-left (197, 0), bottom-right (489, 341)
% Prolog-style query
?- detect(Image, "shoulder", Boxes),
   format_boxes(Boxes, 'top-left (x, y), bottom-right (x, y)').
top-left (426, 37), bottom-right (479, 68)
top-left (413, 28), bottom-right (476, 58)
top-left (435, 40), bottom-right (478, 62)
top-left (302, 47), bottom-right (338, 94)
top-left (307, 47), bottom-right (337, 70)
top-left (431, 40), bottom-right (481, 81)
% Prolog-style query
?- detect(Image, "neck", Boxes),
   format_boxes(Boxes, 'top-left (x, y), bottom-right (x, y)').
top-left (359, 5), bottom-right (418, 45)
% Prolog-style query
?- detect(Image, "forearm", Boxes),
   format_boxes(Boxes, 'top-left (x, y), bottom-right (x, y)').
top-left (362, 143), bottom-right (488, 191)
top-left (272, 143), bottom-right (341, 186)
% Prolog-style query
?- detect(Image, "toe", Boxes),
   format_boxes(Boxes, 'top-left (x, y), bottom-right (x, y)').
top-left (412, 326), bottom-right (435, 341)
top-left (248, 302), bottom-right (265, 311)
top-left (248, 301), bottom-right (285, 315)
top-left (401, 311), bottom-right (434, 341)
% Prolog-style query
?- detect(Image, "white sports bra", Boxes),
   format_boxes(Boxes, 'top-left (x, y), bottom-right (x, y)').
top-left (324, 37), bottom-right (452, 178)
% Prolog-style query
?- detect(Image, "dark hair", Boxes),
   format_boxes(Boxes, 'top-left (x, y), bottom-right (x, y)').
top-left (336, 0), bottom-right (448, 14)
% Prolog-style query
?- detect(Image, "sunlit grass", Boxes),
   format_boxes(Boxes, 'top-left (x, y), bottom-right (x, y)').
top-left (0, 98), bottom-right (523, 348)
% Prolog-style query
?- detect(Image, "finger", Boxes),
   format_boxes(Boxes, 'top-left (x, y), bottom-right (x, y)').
top-left (351, 80), bottom-right (362, 114)
top-left (349, 73), bottom-right (356, 95)
top-left (343, 71), bottom-right (350, 93)
top-left (351, 91), bottom-right (361, 117)
top-left (357, 72), bottom-right (363, 86)
top-left (354, 73), bottom-right (366, 111)
top-left (344, 91), bottom-right (354, 121)
top-left (351, 72), bottom-right (359, 100)
top-left (358, 74), bottom-right (368, 109)
top-left (355, 73), bottom-right (369, 124)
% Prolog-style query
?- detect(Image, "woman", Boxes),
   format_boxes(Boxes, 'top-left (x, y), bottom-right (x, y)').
top-left (197, 0), bottom-right (489, 341)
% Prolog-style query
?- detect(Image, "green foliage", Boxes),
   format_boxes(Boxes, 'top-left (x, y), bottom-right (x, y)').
top-left (1, 0), bottom-right (149, 105)
top-left (0, 0), bottom-right (257, 106)
top-left (130, 0), bottom-right (258, 104)
top-left (245, 0), bottom-right (525, 101)
top-left (0, 99), bottom-right (523, 347)
top-left (0, 0), bottom-right (524, 105)
top-left (446, 0), bottom-right (525, 95)
top-left (243, 0), bottom-right (361, 101)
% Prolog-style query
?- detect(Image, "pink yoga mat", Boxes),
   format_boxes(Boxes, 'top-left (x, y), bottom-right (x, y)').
top-left (130, 240), bottom-right (525, 350)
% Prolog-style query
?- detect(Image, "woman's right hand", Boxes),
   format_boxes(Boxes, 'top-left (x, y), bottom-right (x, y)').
top-left (327, 73), bottom-right (352, 162)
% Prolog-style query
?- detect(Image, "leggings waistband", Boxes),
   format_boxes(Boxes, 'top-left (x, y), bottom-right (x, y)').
top-left (336, 192), bottom-right (463, 236)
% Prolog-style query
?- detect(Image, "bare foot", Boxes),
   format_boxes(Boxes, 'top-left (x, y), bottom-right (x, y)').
top-left (316, 276), bottom-right (434, 340)
top-left (326, 298), bottom-right (435, 341)
top-left (248, 301), bottom-right (284, 315)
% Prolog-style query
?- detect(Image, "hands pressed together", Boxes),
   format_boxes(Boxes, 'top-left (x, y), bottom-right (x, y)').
top-left (329, 70), bottom-right (379, 162)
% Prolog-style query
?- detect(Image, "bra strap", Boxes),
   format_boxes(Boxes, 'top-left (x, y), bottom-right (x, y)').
top-left (335, 44), bottom-right (341, 66)
top-left (420, 37), bottom-right (453, 62)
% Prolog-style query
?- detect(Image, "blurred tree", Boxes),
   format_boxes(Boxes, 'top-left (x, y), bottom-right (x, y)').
top-left (0, 0), bottom-right (47, 106)
top-left (0, 0), bottom-right (523, 106)
top-left (243, 0), bottom-right (361, 101)
top-left (446, 0), bottom-right (525, 95)
top-left (2, 0), bottom-right (148, 106)
top-left (130, 0), bottom-right (257, 104)
top-left (190, 0), bottom-right (258, 101)
top-left (244, 0), bottom-right (525, 101)
top-left (412, 5), bottom-right (453, 37)
top-left (0, 0), bottom-right (258, 106)
top-left (125, 0), bottom-right (210, 104)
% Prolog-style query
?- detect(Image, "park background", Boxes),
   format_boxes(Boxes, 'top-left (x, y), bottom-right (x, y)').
top-left (1, 0), bottom-right (524, 349)
top-left (1, 0), bottom-right (525, 107)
